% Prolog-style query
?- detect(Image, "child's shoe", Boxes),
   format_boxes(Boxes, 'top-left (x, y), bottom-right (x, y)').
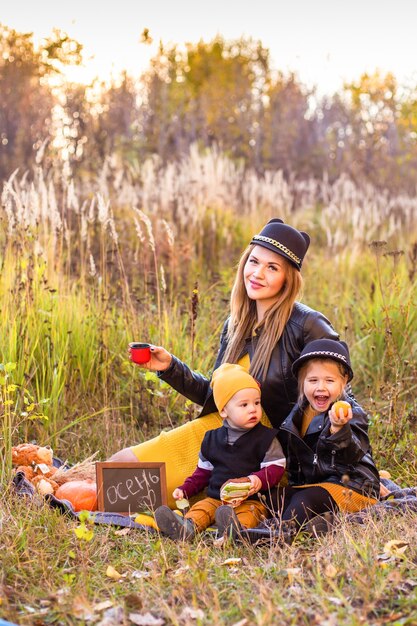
top-left (215, 505), bottom-right (242, 539)
top-left (302, 511), bottom-right (335, 537)
top-left (154, 505), bottom-right (195, 541)
top-left (240, 518), bottom-right (296, 546)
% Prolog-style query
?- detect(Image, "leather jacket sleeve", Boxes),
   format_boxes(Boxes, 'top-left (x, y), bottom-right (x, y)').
top-left (320, 399), bottom-right (370, 464)
top-left (156, 320), bottom-right (228, 407)
top-left (157, 355), bottom-right (210, 406)
top-left (320, 402), bottom-right (372, 464)
top-left (157, 306), bottom-right (341, 425)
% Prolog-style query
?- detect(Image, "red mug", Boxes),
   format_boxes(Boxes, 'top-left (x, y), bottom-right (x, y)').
top-left (129, 342), bottom-right (151, 364)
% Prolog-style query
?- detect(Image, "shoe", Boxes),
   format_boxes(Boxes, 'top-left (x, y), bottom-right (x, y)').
top-left (302, 512), bottom-right (335, 537)
top-left (154, 506), bottom-right (195, 541)
top-left (215, 505), bottom-right (242, 540)
top-left (243, 520), bottom-right (296, 546)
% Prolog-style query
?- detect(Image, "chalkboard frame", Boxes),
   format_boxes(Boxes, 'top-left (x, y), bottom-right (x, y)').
top-left (96, 462), bottom-right (167, 515)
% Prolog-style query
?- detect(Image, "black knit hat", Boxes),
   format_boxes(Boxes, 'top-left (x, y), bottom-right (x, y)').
top-left (292, 339), bottom-right (354, 381)
top-left (250, 218), bottom-right (310, 270)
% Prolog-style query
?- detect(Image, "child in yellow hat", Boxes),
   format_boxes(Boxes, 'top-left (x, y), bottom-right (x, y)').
top-left (154, 363), bottom-right (286, 540)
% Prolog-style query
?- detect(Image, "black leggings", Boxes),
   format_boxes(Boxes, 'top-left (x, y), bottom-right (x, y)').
top-left (271, 486), bottom-right (337, 526)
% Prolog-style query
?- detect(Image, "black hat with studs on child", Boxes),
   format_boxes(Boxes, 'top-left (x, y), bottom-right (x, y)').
top-left (250, 218), bottom-right (310, 270)
top-left (292, 339), bottom-right (354, 381)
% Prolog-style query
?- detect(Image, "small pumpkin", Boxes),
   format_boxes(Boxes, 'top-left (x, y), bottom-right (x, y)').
top-left (55, 479), bottom-right (98, 512)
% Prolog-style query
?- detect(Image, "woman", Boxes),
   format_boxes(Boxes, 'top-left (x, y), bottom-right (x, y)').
top-left (110, 219), bottom-right (339, 506)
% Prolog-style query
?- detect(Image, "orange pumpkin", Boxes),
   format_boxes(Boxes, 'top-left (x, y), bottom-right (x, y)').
top-left (55, 479), bottom-right (98, 512)
top-left (332, 400), bottom-right (350, 417)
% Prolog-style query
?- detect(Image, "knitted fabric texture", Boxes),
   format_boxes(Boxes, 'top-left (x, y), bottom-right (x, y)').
top-left (211, 363), bottom-right (260, 412)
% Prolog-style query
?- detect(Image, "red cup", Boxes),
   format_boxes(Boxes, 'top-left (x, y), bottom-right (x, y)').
top-left (129, 342), bottom-right (151, 364)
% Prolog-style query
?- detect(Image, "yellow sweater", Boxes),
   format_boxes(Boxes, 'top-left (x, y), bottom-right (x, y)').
top-left (131, 354), bottom-right (273, 508)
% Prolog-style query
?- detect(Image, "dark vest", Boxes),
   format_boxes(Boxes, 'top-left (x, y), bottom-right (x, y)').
top-left (201, 423), bottom-right (278, 500)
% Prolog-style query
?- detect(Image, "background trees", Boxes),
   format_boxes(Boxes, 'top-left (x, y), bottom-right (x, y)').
top-left (0, 25), bottom-right (82, 180)
top-left (1, 25), bottom-right (417, 192)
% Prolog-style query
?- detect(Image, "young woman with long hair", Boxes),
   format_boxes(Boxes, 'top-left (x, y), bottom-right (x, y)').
top-left (109, 219), bottom-right (339, 506)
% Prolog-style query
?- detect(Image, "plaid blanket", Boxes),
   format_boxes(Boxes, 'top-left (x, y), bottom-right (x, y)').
top-left (12, 465), bottom-right (417, 534)
top-left (11, 459), bottom-right (157, 531)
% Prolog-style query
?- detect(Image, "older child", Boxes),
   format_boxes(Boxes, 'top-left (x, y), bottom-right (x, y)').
top-left (275, 338), bottom-right (380, 530)
top-left (154, 363), bottom-right (286, 540)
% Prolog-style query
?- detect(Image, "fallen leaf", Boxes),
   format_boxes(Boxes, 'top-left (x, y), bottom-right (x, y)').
top-left (213, 535), bottom-right (225, 547)
top-left (93, 600), bottom-right (114, 612)
top-left (284, 567), bottom-right (302, 584)
top-left (129, 612), bottom-right (165, 626)
top-left (124, 593), bottom-right (143, 611)
top-left (386, 570), bottom-right (403, 584)
top-left (383, 540), bottom-right (409, 557)
top-left (179, 607), bottom-right (204, 621)
top-left (114, 527), bottom-right (131, 536)
top-left (221, 557), bottom-right (242, 567)
top-left (324, 563), bottom-right (338, 578)
top-left (173, 565), bottom-right (190, 577)
top-left (97, 606), bottom-right (125, 626)
top-left (131, 570), bottom-right (152, 579)
top-left (379, 470), bottom-right (391, 479)
top-left (134, 513), bottom-right (159, 529)
top-left (106, 565), bottom-right (123, 580)
top-left (72, 596), bottom-right (94, 620)
top-left (74, 524), bottom-right (94, 542)
top-left (39, 599), bottom-right (51, 608)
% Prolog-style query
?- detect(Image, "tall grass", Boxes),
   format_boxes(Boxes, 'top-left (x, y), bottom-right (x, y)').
top-left (2, 148), bottom-right (417, 625)
top-left (1, 147), bottom-right (417, 484)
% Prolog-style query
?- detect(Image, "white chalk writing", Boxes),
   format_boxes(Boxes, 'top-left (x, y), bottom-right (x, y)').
top-left (105, 470), bottom-right (160, 508)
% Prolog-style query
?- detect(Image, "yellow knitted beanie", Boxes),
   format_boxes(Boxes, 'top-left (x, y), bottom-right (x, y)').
top-left (211, 363), bottom-right (260, 412)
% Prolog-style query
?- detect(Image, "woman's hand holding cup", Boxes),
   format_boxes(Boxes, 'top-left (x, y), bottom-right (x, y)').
top-left (128, 343), bottom-right (173, 371)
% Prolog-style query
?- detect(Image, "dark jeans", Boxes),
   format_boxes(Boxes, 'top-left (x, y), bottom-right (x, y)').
top-left (269, 485), bottom-right (337, 526)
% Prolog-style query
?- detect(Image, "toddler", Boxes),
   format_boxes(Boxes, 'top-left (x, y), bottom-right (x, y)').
top-left (154, 363), bottom-right (286, 540)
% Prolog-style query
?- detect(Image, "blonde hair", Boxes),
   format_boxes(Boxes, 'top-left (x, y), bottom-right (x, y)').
top-left (222, 244), bottom-right (303, 380)
top-left (297, 358), bottom-right (349, 405)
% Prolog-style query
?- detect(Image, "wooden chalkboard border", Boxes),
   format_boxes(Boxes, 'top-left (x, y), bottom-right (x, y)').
top-left (96, 462), bottom-right (167, 515)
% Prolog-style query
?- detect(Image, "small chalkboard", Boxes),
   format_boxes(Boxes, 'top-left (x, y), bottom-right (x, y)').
top-left (96, 462), bottom-right (167, 514)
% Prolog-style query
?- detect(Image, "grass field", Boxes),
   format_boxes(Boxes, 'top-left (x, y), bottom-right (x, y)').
top-left (1, 153), bottom-right (417, 624)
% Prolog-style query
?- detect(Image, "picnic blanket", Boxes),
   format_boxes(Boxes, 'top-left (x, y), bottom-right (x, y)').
top-left (11, 459), bottom-right (157, 531)
top-left (12, 462), bottom-right (417, 533)
top-left (346, 479), bottom-right (417, 522)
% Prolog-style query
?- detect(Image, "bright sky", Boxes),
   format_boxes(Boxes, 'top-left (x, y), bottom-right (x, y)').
top-left (2, 0), bottom-right (417, 94)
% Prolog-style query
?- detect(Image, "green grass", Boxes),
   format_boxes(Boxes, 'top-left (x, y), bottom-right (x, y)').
top-left (2, 494), bottom-right (417, 625)
top-left (2, 166), bottom-right (417, 623)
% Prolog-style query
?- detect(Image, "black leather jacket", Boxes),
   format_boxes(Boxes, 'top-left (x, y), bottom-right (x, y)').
top-left (279, 396), bottom-right (380, 499)
top-left (159, 302), bottom-right (339, 429)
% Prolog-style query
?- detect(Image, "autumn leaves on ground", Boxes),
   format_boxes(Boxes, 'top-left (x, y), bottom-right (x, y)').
top-left (1, 23), bottom-right (417, 626)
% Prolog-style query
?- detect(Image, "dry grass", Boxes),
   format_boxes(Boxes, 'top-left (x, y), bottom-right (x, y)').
top-left (1, 490), bottom-right (417, 625)
top-left (2, 150), bottom-right (417, 623)
top-left (52, 453), bottom-right (99, 485)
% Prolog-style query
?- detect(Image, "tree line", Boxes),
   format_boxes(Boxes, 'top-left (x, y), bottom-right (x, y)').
top-left (1, 24), bottom-right (417, 192)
